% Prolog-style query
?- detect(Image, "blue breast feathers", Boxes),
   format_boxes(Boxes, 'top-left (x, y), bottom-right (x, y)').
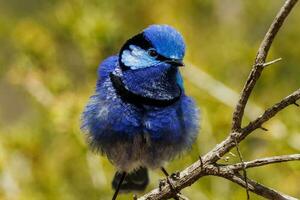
top-left (97, 55), bottom-right (118, 82)
top-left (143, 96), bottom-right (199, 142)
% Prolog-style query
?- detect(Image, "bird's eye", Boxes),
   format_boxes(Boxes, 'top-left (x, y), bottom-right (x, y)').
top-left (148, 49), bottom-right (158, 57)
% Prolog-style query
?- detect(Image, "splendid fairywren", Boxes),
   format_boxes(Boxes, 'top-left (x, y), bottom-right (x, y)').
top-left (82, 24), bottom-right (200, 198)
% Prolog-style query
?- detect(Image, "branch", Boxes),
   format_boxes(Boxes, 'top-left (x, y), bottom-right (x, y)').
top-left (232, 0), bottom-right (299, 131)
top-left (138, 164), bottom-right (208, 200)
top-left (243, 89), bottom-right (300, 135)
top-left (138, 1), bottom-right (299, 199)
top-left (204, 164), bottom-right (299, 200)
top-left (203, 164), bottom-right (299, 200)
top-left (205, 165), bottom-right (299, 199)
top-left (207, 88), bottom-right (300, 164)
top-left (229, 154), bottom-right (300, 171)
top-left (224, 173), bottom-right (298, 200)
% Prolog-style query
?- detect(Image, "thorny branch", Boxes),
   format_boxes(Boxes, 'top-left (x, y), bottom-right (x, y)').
top-left (138, 0), bottom-right (299, 199)
top-left (231, 0), bottom-right (298, 132)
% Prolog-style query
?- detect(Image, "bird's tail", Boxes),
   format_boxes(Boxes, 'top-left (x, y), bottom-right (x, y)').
top-left (112, 167), bottom-right (149, 193)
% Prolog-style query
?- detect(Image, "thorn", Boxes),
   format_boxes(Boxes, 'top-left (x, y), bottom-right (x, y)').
top-left (223, 156), bottom-right (230, 162)
top-left (199, 156), bottom-right (204, 170)
top-left (214, 153), bottom-right (230, 162)
top-left (263, 57), bottom-right (282, 67)
top-left (260, 126), bottom-right (268, 131)
top-left (229, 152), bottom-right (237, 157)
top-left (160, 167), bottom-right (169, 176)
top-left (177, 193), bottom-right (190, 200)
top-left (294, 102), bottom-right (299, 107)
top-left (171, 172), bottom-right (180, 180)
top-left (216, 165), bottom-right (221, 174)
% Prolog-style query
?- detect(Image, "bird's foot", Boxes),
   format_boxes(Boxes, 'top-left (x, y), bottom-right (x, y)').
top-left (159, 179), bottom-right (166, 191)
top-left (160, 167), bottom-right (181, 200)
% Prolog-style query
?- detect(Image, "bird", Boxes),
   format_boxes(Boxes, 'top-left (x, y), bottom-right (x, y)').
top-left (81, 24), bottom-right (200, 199)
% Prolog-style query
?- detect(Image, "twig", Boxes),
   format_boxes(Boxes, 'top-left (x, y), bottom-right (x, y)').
top-left (234, 138), bottom-right (250, 199)
top-left (205, 164), bottom-right (298, 200)
top-left (225, 173), bottom-right (298, 200)
top-left (229, 154), bottom-right (300, 171)
top-left (229, 152), bottom-right (237, 157)
top-left (243, 89), bottom-right (300, 135)
top-left (232, 0), bottom-right (298, 132)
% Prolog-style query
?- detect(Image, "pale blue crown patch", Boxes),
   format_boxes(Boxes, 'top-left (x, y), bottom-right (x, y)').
top-left (121, 45), bottom-right (160, 70)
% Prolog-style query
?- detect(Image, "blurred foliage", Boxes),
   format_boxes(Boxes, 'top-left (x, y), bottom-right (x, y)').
top-left (0, 0), bottom-right (299, 199)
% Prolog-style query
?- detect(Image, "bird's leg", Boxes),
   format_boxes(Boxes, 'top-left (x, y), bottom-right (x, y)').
top-left (112, 171), bottom-right (126, 200)
top-left (160, 167), bottom-right (180, 200)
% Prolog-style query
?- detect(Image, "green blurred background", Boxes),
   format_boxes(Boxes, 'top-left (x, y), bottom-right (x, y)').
top-left (0, 0), bottom-right (299, 199)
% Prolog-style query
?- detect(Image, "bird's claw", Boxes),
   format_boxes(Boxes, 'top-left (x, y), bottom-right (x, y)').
top-left (159, 179), bottom-right (166, 191)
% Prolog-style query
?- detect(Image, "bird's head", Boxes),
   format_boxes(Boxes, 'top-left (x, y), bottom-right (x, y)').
top-left (119, 25), bottom-right (185, 70)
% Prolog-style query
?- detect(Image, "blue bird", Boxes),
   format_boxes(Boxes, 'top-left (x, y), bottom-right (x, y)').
top-left (81, 24), bottom-right (200, 199)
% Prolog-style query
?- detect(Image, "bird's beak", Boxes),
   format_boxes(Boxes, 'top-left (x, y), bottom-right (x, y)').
top-left (167, 59), bottom-right (185, 67)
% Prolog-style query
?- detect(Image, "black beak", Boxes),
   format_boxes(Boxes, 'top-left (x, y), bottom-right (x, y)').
top-left (167, 59), bottom-right (185, 67)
